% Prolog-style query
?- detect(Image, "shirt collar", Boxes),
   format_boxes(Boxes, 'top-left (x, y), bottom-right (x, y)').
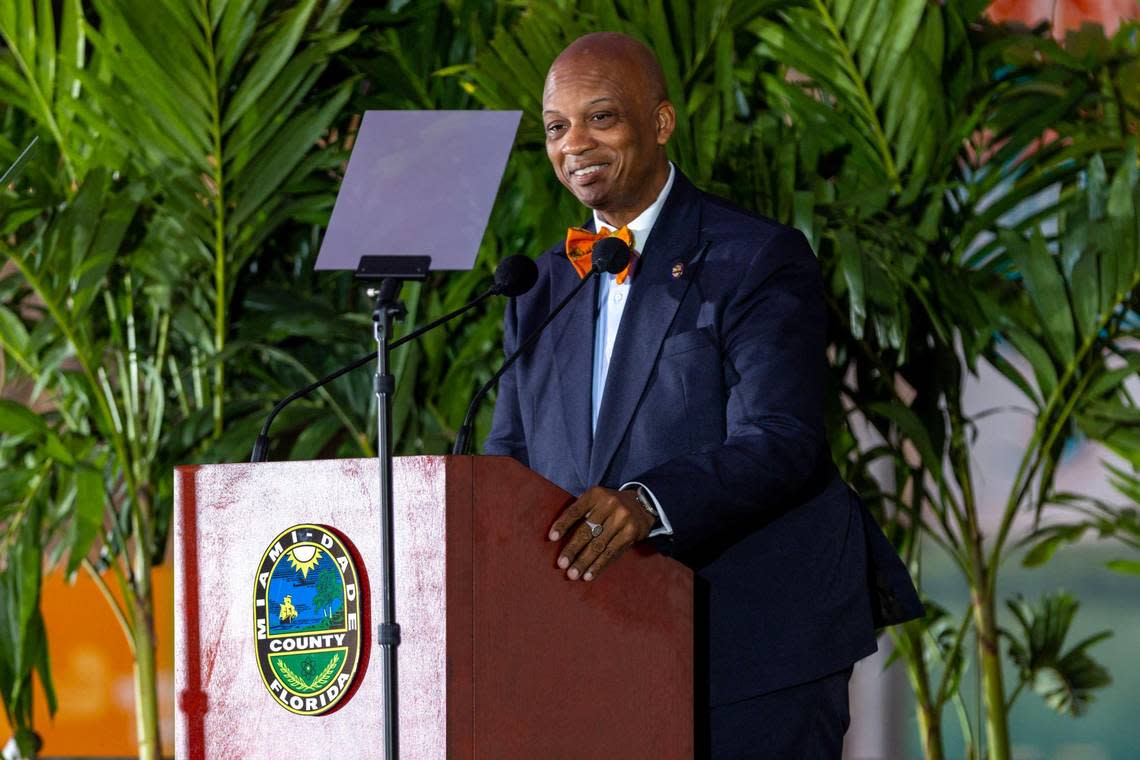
top-left (593, 162), bottom-right (676, 249)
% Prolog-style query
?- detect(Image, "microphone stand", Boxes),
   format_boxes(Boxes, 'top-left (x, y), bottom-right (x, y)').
top-left (452, 272), bottom-right (597, 455)
top-left (452, 240), bottom-right (628, 455)
top-left (247, 251), bottom-right (535, 757)
top-left (0, 136), bottom-right (38, 186)
top-left (355, 253), bottom-right (429, 760)
top-left (251, 253), bottom-right (536, 463)
top-left (369, 277), bottom-right (403, 760)
top-left (249, 287), bottom-right (496, 463)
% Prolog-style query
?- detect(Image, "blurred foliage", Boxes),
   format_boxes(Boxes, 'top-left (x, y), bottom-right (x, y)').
top-left (1021, 463), bottom-right (1140, 576)
top-left (0, 489), bottom-right (52, 760)
top-left (1, 1), bottom-right (1138, 758)
top-left (0, 0), bottom-right (357, 756)
top-left (1005, 592), bottom-right (1112, 718)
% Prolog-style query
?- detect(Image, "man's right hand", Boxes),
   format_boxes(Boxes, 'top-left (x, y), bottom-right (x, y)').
top-left (547, 486), bottom-right (655, 582)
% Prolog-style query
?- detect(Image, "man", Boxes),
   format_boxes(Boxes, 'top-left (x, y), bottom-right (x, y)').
top-left (485, 32), bottom-right (922, 758)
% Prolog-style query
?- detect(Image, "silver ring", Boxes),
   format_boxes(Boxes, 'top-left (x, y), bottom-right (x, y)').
top-left (584, 518), bottom-right (603, 538)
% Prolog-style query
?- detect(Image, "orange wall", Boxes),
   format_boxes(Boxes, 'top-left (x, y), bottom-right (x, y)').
top-left (29, 562), bottom-right (174, 756)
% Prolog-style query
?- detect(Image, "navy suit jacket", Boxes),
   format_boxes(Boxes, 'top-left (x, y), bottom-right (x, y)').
top-left (485, 170), bottom-right (922, 706)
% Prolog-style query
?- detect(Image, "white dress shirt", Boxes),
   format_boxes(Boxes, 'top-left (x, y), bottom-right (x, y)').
top-left (592, 163), bottom-right (676, 536)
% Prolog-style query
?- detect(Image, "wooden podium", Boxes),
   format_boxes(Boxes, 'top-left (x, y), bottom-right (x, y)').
top-left (174, 455), bottom-right (693, 758)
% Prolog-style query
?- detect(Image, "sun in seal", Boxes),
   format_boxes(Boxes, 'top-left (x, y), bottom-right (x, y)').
top-left (253, 524), bottom-right (363, 716)
top-left (287, 545), bottom-right (322, 579)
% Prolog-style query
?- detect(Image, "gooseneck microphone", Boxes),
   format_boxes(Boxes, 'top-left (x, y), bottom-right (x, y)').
top-left (489, 253), bottom-right (541, 298)
top-left (451, 236), bottom-right (632, 455)
top-left (250, 254), bottom-right (539, 462)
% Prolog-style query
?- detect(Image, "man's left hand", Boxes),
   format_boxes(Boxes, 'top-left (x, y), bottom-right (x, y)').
top-left (548, 487), bottom-right (656, 581)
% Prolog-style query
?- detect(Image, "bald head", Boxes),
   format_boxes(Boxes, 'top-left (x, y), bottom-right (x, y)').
top-left (546, 32), bottom-right (668, 104)
top-left (541, 33), bottom-right (676, 226)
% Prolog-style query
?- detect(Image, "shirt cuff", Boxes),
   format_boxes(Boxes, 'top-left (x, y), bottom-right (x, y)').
top-left (620, 481), bottom-right (674, 537)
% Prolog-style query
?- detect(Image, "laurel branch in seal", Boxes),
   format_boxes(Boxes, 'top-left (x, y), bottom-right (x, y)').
top-left (274, 652), bottom-right (341, 693)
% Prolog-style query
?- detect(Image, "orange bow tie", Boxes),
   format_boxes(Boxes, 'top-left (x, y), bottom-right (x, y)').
top-left (565, 225), bottom-right (637, 284)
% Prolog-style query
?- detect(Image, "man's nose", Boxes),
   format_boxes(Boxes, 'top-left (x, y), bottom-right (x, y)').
top-left (561, 121), bottom-right (596, 155)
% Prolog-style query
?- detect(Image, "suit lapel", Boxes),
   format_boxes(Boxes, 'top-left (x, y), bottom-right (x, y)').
top-left (588, 173), bottom-right (705, 485)
top-left (549, 239), bottom-right (597, 488)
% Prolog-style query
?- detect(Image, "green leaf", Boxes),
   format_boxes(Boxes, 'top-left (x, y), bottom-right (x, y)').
top-left (14, 503), bottom-right (41, 649)
top-left (229, 80), bottom-right (353, 228)
top-left (1002, 327), bottom-right (1058, 401)
top-left (1087, 153), bottom-right (1109, 220)
top-left (0, 387), bottom-right (74, 467)
top-left (42, 431), bottom-right (75, 466)
top-left (0, 305), bottom-right (32, 364)
top-left (837, 231), bottom-right (866, 339)
top-left (1003, 229), bottom-right (1076, 361)
top-left (1082, 400), bottom-right (1140, 424)
top-left (866, 400), bottom-right (942, 479)
top-left (1105, 559), bottom-right (1140, 576)
top-left (33, 613), bottom-right (56, 715)
top-left (987, 346), bottom-right (1040, 406)
top-left (66, 465), bottom-right (104, 577)
top-left (1021, 524), bottom-right (1087, 567)
top-left (1006, 592), bottom-right (1112, 716)
top-left (1106, 159), bottom-right (1133, 221)
top-left (1069, 246), bottom-right (1100, 339)
top-left (1105, 463), bottom-right (1140, 505)
top-left (0, 399), bottom-right (46, 438)
top-left (289, 415), bottom-right (343, 461)
top-left (0, 470), bottom-right (34, 503)
top-left (222, 0), bottom-right (320, 131)
top-left (868, 0), bottom-right (927, 105)
top-left (793, 190), bottom-right (814, 245)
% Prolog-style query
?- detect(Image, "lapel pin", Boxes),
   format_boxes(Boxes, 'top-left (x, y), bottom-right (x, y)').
top-left (671, 262), bottom-right (684, 279)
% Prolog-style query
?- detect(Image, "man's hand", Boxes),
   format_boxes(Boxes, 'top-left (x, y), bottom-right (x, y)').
top-left (548, 487), bottom-right (656, 581)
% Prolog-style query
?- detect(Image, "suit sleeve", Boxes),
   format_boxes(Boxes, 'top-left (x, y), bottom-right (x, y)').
top-left (483, 295), bottom-right (530, 466)
top-left (635, 229), bottom-right (831, 560)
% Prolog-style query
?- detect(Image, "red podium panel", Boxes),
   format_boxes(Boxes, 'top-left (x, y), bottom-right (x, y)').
top-left (174, 456), bottom-right (692, 758)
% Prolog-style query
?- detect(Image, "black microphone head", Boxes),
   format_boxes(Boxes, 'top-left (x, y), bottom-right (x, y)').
top-left (493, 254), bottom-right (539, 296)
top-left (591, 236), bottom-right (632, 275)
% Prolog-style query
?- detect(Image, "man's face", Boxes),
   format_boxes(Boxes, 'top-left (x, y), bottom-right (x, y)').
top-left (542, 58), bottom-right (672, 223)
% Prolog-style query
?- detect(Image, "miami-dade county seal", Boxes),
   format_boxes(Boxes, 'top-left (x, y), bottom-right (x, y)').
top-left (253, 524), bottom-right (362, 716)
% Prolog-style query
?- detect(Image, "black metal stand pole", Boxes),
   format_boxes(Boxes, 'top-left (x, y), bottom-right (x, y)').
top-left (370, 278), bottom-right (405, 760)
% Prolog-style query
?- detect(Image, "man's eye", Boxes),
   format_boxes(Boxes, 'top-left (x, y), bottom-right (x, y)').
top-left (546, 123), bottom-right (565, 135)
top-left (591, 112), bottom-right (614, 122)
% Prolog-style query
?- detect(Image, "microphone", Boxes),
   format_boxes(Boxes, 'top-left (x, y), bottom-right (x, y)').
top-left (451, 236), bottom-right (631, 455)
top-left (492, 253), bottom-right (540, 296)
top-left (250, 254), bottom-right (539, 462)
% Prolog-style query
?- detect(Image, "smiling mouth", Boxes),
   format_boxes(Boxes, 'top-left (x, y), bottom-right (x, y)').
top-left (570, 163), bottom-right (609, 178)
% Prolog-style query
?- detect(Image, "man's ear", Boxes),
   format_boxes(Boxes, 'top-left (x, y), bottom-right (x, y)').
top-left (655, 100), bottom-right (676, 145)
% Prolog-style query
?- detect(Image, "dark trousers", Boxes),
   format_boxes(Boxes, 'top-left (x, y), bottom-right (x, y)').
top-left (701, 666), bottom-right (853, 759)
